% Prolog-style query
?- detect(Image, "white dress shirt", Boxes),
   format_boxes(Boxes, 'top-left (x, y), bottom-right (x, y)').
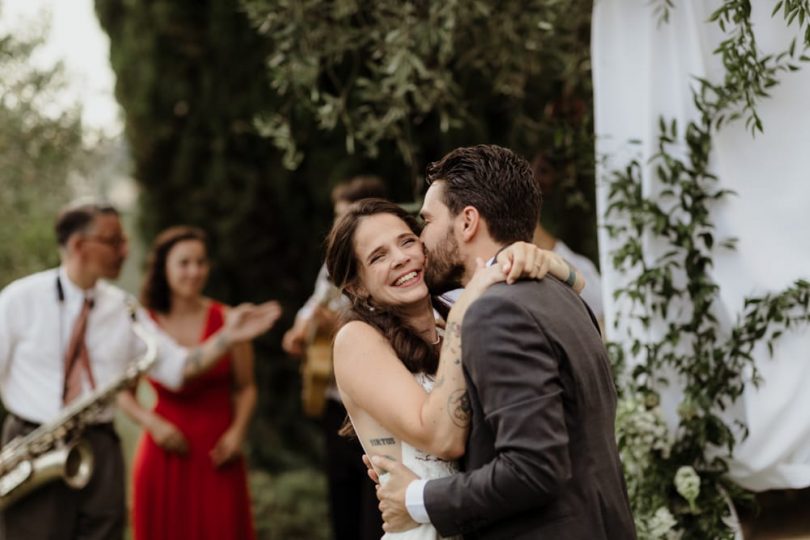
top-left (0, 267), bottom-right (188, 424)
top-left (295, 263), bottom-right (349, 402)
top-left (295, 263), bottom-right (348, 321)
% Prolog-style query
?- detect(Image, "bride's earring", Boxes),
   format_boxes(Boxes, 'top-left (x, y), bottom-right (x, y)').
top-left (356, 295), bottom-right (376, 312)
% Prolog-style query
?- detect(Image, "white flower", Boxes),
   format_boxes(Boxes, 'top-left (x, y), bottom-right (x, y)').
top-left (674, 466), bottom-right (701, 512)
top-left (646, 506), bottom-right (680, 539)
top-left (616, 393), bottom-right (672, 478)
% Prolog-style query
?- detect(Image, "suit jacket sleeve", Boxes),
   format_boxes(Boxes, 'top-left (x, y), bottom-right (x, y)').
top-left (424, 292), bottom-right (571, 537)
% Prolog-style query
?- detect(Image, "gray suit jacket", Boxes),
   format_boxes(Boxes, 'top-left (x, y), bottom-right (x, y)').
top-left (424, 277), bottom-right (636, 539)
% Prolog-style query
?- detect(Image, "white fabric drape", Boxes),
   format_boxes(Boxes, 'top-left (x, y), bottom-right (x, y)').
top-left (593, 0), bottom-right (810, 491)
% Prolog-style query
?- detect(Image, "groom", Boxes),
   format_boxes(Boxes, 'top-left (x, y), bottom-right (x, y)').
top-left (373, 145), bottom-right (636, 539)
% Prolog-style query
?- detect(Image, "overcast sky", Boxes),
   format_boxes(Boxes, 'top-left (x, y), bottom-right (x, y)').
top-left (1, 0), bottom-right (122, 137)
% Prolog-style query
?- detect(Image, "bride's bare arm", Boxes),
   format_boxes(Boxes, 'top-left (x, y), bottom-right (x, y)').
top-left (333, 263), bottom-right (506, 461)
top-left (334, 319), bottom-right (466, 461)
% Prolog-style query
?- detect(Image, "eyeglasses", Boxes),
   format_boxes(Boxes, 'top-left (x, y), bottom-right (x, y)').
top-left (83, 234), bottom-right (128, 250)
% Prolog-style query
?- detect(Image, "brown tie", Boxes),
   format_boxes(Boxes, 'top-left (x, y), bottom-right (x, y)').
top-left (63, 297), bottom-right (97, 404)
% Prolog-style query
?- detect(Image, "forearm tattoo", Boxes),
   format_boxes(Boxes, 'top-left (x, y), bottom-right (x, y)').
top-left (369, 437), bottom-right (396, 447)
top-left (448, 389), bottom-right (472, 428)
top-left (186, 334), bottom-right (228, 376)
top-left (442, 321), bottom-right (462, 365)
top-left (186, 348), bottom-right (203, 375)
top-left (215, 332), bottom-right (229, 352)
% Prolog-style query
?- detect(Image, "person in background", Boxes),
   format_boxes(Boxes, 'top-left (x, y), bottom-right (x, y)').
top-left (282, 176), bottom-right (389, 358)
top-left (282, 176), bottom-right (388, 540)
top-left (0, 202), bottom-right (279, 540)
top-left (531, 153), bottom-right (605, 329)
top-left (118, 226), bottom-right (272, 540)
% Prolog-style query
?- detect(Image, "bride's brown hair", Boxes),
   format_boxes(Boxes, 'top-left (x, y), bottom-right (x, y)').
top-left (325, 198), bottom-right (439, 376)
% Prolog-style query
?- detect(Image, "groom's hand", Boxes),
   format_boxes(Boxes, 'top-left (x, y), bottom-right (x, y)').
top-left (372, 456), bottom-right (420, 533)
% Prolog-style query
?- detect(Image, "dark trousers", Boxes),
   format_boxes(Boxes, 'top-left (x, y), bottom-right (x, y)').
top-left (0, 415), bottom-right (125, 540)
top-left (322, 399), bottom-right (383, 540)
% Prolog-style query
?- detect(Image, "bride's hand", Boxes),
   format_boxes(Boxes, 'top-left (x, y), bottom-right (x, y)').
top-left (496, 241), bottom-right (552, 284)
top-left (496, 241), bottom-right (585, 291)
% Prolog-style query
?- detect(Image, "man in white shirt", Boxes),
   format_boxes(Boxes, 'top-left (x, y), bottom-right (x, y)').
top-left (529, 150), bottom-right (604, 328)
top-left (0, 202), bottom-right (280, 540)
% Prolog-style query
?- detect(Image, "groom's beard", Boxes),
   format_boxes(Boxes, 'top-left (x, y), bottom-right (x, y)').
top-left (424, 228), bottom-right (465, 295)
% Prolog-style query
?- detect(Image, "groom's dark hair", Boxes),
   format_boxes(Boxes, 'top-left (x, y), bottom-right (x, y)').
top-left (426, 144), bottom-right (541, 244)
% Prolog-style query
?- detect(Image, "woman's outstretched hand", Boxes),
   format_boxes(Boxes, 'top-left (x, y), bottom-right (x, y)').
top-left (225, 301), bottom-right (283, 343)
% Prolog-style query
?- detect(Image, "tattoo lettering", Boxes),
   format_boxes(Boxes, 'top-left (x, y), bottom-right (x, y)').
top-left (448, 389), bottom-right (472, 428)
top-left (369, 437), bottom-right (396, 447)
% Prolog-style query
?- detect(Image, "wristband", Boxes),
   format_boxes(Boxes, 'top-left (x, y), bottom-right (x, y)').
top-left (565, 263), bottom-right (577, 288)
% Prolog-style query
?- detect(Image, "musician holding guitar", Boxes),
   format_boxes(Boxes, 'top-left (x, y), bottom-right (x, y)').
top-left (282, 176), bottom-right (388, 540)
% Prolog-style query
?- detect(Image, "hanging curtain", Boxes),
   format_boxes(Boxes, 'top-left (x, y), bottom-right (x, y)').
top-left (592, 0), bottom-right (810, 491)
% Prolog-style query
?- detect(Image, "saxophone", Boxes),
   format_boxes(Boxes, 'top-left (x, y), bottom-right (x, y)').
top-left (0, 305), bottom-right (157, 510)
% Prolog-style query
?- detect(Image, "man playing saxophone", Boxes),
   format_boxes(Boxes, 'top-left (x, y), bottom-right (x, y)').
top-left (0, 201), bottom-right (281, 540)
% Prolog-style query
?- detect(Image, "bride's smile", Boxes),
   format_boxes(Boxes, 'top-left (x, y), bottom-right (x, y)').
top-left (352, 212), bottom-right (430, 309)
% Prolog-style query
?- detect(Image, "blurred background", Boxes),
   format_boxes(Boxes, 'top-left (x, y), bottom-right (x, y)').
top-left (0, 1), bottom-right (597, 538)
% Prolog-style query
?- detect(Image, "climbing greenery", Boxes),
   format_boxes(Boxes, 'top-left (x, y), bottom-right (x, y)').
top-left (606, 1), bottom-right (810, 538)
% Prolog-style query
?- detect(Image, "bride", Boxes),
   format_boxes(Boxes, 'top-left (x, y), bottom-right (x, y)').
top-left (324, 199), bottom-right (581, 539)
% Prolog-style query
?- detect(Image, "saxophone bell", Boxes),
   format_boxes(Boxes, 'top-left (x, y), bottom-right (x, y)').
top-left (0, 438), bottom-right (94, 510)
top-left (59, 438), bottom-right (94, 489)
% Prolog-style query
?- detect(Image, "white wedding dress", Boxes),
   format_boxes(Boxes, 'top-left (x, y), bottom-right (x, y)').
top-left (380, 373), bottom-right (460, 540)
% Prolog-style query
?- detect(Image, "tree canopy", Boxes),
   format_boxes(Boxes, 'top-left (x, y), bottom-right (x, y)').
top-left (241, 0), bottom-right (598, 256)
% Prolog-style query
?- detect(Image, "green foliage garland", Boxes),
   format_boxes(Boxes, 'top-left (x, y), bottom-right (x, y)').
top-left (606, 2), bottom-right (810, 538)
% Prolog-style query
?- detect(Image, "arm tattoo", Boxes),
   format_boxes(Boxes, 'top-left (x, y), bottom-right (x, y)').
top-left (369, 437), bottom-right (396, 447)
top-left (448, 389), bottom-right (472, 428)
top-left (442, 321), bottom-right (462, 356)
top-left (186, 348), bottom-right (203, 375)
top-left (215, 332), bottom-right (229, 352)
top-left (187, 334), bottom-right (228, 376)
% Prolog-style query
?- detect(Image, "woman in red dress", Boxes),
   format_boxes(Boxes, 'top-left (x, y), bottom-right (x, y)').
top-left (119, 226), bottom-right (268, 540)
